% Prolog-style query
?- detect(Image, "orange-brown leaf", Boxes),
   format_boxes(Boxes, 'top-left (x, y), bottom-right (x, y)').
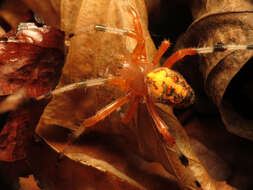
top-left (0, 23), bottom-right (65, 161)
top-left (35, 0), bottom-right (218, 189)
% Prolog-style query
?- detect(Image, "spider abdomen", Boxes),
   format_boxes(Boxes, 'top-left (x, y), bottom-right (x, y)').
top-left (146, 67), bottom-right (195, 107)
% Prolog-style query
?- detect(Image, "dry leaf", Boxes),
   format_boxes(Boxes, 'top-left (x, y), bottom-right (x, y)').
top-left (19, 175), bottom-right (42, 190)
top-left (0, 23), bottom-right (64, 161)
top-left (173, 0), bottom-right (253, 140)
top-left (0, 23), bottom-right (64, 96)
top-left (34, 0), bottom-right (221, 189)
top-left (0, 104), bottom-right (38, 161)
top-left (185, 116), bottom-right (253, 189)
top-left (189, 138), bottom-right (231, 181)
top-left (26, 131), bottom-right (181, 190)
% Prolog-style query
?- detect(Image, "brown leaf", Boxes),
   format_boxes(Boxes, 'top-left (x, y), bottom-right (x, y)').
top-left (189, 138), bottom-right (231, 181)
top-left (35, 0), bottom-right (219, 189)
top-left (0, 107), bottom-right (33, 161)
top-left (0, 23), bottom-right (65, 161)
top-left (0, 23), bottom-right (64, 96)
top-left (0, 100), bottom-right (48, 161)
top-left (26, 132), bottom-right (180, 190)
top-left (185, 116), bottom-right (253, 189)
top-left (19, 175), bottom-right (42, 190)
top-left (173, 0), bottom-right (253, 140)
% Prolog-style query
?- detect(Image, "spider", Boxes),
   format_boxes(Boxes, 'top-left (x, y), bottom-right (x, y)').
top-left (36, 2), bottom-right (253, 146)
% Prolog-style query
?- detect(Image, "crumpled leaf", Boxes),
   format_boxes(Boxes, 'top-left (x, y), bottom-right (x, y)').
top-left (0, 104), bottom-right (36, 161)
top-left (189, 138), bottom-right (231, 181)
top-left (185, 116), bottom-right (253, 189)
top-left (0, 23), bottom-right (64, 161)
top-left (0, 23), bottom-right (64, 96)
top-left (173, 0), bottom-right (253, 140)
top-left (19, 175), bottom-right (42, 190)
top-left (27, 131), bottom-right (181, 190)
top-left (35, 0), bottom-right (220, 189)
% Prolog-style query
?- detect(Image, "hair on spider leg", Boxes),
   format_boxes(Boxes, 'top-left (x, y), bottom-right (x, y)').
top-left (213, 42), bottom-right (227, 52)
top-left (36, 78), bottom-right (109, 101)
top-left (67, 24), bottom-right (136, 41)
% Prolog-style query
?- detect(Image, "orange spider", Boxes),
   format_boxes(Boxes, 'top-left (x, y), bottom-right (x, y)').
top-left (37, 3), bottom-right (253, 146)
top-left (37, 5), bottom-right (195, 145)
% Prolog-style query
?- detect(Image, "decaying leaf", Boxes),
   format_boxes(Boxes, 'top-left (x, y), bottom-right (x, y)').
top-left (33, 0), bottom-right (223, 189)
top-left (185, 116), bottom-right (253, 189)
top-left (189, 138), bottom-right (231, 181)
top-left (0, 23), bottom-right (64, 161)
top-left (173, 0), bottom-right (253, 140)
top-left (19, 175), bottom-right (42, 190)
top-left (0, 23), bottom-right (64, 96)
top-left (0, 103), bottom-right (39, 161)
top-left (27, 130), bottom-right (181, 190)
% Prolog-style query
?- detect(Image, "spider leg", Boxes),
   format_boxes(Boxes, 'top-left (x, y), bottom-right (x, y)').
top-left (152, 40), bottom-right (171, 68)
top-left (163, 43), bottom-right (253, 68)
top-left (36, 78), bottom-right (110, 100)
top-left (126, 2), bottom-right (146, 61)
top-left (69, 23), bottom-right (144, 61)
top-left (195, 43), bottom-right (253, 53)
top-left (163, 48), bottom-right (198, 68)
top-left (0, 78), bottom-right (113, 113)
top-left (122, 96), bottom-right (140, 124)
top-left (71, 92), bottom-right (133, 140)
top-left (59, 92), bottom-right (132, 158)
top-left (68, 3), bottom-right (147, 62)
top-left (0, 77), bottom-right (127, 113)
top-left (146, 96), bottom-right (175, 145)
top-left (70, 24), bottom-right (137, 39)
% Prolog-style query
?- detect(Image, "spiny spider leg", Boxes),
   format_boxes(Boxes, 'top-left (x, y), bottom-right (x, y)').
top-left (146, 96), bottom-right (175, 145)
top-left (69, 23), bottom-right (144, 61)
top-left (126, 3), bottom-right (146, 61)
top-left (152, 40), bottom-right (171, 67)
top-left (69, 2), bottom-right (147, 62)
top-left (36, 78), bottom-right (109, 100)
top-left (59, 92), bottom-right (132, 158)
top-left (0, 78), bottom-right (120, 114)
top-left (69, 25), bottom-right (137, 40)
top-left (163, 43), bottom-right (253, 68)
top-left (71, 92), bottom-right (133, 140)
top-left (163, 48), bottom-right (198, 68)
top-left (122, 96), bottom-right (140, 124)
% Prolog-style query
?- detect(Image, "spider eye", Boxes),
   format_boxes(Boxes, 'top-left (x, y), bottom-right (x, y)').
top-left (146, 67), bottom-right (195, 107)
